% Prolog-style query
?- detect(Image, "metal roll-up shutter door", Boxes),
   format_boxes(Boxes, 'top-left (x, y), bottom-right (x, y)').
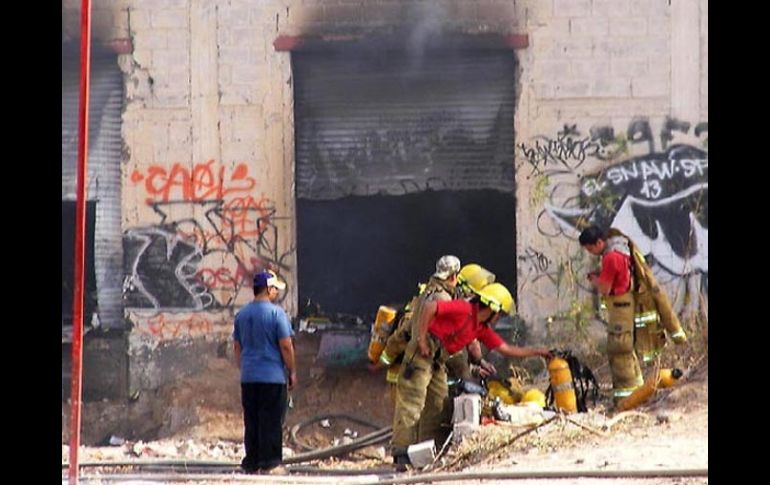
top-left (62, 45), bottom-right (125, 330)
top-left (293, 48), bottom-right (517, 317)
top-left (294, 49), bottom-right (515, 201)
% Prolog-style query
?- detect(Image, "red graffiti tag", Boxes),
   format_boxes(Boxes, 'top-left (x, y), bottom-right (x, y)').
top-left (195, 258), bottom-right (262, 290)
top-left (141, 313), bottom-right (214, 339)
top-left (196, 267), bottom-right (238, 289)
top-left (132, 160), bottom-right (256, 203)
top-left (195, 258), bottom-right (284, 292)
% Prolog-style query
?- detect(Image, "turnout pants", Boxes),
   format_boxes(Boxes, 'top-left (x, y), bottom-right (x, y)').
top-left (605, 292), bottom-right (644, 401)
top-left (391, 336), bottom-right (450, 449)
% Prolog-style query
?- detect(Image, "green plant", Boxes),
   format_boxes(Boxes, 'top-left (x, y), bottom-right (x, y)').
top-left (591, 185), bottom-right (622, 216)
top-left (612, 133), bottom-right (629, 158)
top-left (546, 297), bottom-right (596, 337)
top-left (597, 132), bottom-right (629, 162)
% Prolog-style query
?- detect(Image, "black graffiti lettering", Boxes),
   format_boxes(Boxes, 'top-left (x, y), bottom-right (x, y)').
top-left (528, 121), bottom-right (708, 314)
top-left (590, 126), bottom-right (615, 145)
top-left (660, 117), bottom-right (691, 149)
top-left (558, 124), bottom-right (580, 138)
top-left (124, 198), bottom-right (294, 310)
top-left (518, 126), bottom-right (600, 175)
top-left (547, 144), bottom-right (707, 276)
top-left (123, 226), bottom-right (210, 310)
top-left (519, 247), bottom-right (551, 274)
top-left (627, 118), bottom-right (655, 153)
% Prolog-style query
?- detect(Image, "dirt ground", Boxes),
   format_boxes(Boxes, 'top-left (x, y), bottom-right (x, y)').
top-left (152, 332), bottom-right (396, 444)
top-left (63, 333), bottom-right (708, 484)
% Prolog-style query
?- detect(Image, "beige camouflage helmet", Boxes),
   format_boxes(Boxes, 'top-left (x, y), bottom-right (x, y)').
top-left (433, 255), bottom-right (461, 280)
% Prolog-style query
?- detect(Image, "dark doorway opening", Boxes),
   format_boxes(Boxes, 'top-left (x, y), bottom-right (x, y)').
top-left (297, 189), bottom-right (515, 317)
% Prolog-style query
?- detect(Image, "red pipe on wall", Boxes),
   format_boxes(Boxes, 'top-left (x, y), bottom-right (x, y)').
top-left (68, 0), bottom-right (92, 483)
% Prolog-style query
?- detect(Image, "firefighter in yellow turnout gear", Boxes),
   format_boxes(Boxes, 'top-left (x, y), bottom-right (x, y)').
top-left (377, 261), bottom-right (496, 405)
top-left (390, 281), bottom-right (550, 466)
top-left (377, 256), bottom-right (462, 405)
top-left (580, 226), bottom-right (644, 403)
top-left (580, 226), bottom-right (687, 404)
top-left (604, 228), bottom-right (688, 363)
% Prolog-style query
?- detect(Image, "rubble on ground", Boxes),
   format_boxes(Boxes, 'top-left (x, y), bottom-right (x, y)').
top-left (63, 358), bottom-right (707, 476)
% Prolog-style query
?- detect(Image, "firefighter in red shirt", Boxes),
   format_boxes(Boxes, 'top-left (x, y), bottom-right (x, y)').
top-left (390, 281), bottom-right (550, 466)
top-left (579, 225), bottom-right (645, 404)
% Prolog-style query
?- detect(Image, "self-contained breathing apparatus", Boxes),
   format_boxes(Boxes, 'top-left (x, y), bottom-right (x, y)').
top-left (545, 349), bottom-right (599, 413)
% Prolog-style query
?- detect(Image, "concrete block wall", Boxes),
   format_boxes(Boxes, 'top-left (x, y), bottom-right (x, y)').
top-left (119, 0), bottom-right (296, 393)
top-left (513, 0), bottom-right (707, 338)
top-left (700, 0), bottom-right (707, 120)
top-left (61, 1), bottom-right (707, 395)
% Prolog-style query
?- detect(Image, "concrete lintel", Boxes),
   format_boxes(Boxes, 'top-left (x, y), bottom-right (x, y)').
top-left (274, 32), bottom-right (529, 52)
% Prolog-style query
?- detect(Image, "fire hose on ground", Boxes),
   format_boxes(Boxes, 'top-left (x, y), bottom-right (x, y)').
top-left (63, 413), bottom-right (707, 481)
top-left (65, 468), bottom-right (708, 483)
top-left (289, 413), bottom-right (387, 452)
top-left (63, 413), bottom-right (393, 471)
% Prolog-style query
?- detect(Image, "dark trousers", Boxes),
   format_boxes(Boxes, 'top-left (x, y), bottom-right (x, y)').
top-left (241, 382), bottom-right (287, 472)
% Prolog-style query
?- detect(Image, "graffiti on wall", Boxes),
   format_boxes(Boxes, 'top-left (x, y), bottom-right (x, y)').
top-left (123, 160), bottom-right (294, 311)
top-left (127, 310), bottom-right (232, 341)
top-left (517, 124), bottom-right (601, 177)
top-left (518, 118), bottom-right (708, 315)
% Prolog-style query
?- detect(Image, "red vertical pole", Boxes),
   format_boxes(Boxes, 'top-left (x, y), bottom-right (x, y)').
top-left (68, 0), bottom-right (92, 483)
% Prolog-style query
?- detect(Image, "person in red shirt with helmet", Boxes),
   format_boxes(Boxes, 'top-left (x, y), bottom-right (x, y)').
top-left (390, 281), bottom-right (550, 468)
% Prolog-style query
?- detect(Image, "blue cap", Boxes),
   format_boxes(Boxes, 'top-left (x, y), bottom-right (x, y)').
top-left (253, 270), bottom-right (286, 290)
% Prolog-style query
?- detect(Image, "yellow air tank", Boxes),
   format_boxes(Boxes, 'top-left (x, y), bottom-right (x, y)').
top-left (658, 368), bottom-right (683, 388)
top-left (548, 357), bottom-right (577, 413)
top-left (616, 368), bottom-right (683, 411)
top-left (367, 305), bottom-right (397, 363)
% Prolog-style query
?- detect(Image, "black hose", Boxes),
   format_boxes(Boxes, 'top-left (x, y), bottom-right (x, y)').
top-left (284, 427), bottom-right (392, 464)
top-left (357, 468), bottom-right (709, 485)
top-left (69, 467), bottom-right (708, 483)
top-left (287, 465), bottom-right (397, 476)
top-left (290, 413), bottom-right (383, 451)
top-left (63, 427), bottom-right (393, 470)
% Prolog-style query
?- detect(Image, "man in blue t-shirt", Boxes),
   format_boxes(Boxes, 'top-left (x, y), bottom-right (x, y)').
top-left (233, 270), bottom-right (296, 474)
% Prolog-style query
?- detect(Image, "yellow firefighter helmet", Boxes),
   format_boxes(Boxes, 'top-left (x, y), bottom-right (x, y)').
top-left (476, 282), bottom-right (516, 316)
top-left (458, 264), bottom-right (496, 294)
top-left (486, 379), bottom-right (518, 404)
top-left (520, 388), bottom-right (546, 408)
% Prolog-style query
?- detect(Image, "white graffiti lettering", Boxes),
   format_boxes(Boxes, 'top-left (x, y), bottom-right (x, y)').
top-left (589, 158), bottom-right (707, 194)
top-left (639, 180), bottom-right (662, 199)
